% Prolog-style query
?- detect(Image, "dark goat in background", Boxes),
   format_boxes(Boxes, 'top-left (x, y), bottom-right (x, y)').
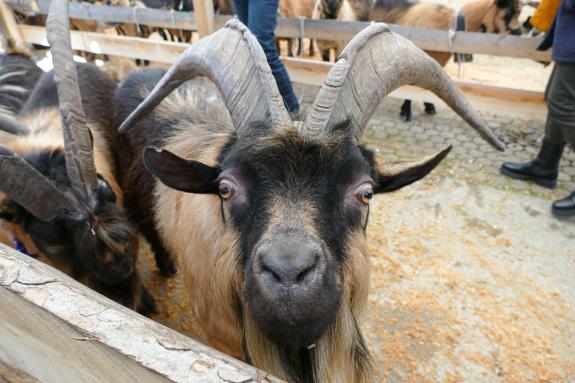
top-left (115, 20), bottom-right (504, 382)
top-left (0, 0), bottom-right (155, 314)
top-left (370, 0), bottom-right (523, 121)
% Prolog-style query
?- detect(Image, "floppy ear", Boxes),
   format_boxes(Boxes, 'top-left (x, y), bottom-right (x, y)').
top-left (143, 147), bottom-right (220, 194)
top-left (374, 146), bottom-right (451, 193)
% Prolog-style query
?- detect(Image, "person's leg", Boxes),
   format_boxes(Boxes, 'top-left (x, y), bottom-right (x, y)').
top-left (232, 0), bottom-right (248, 25)
top-left (500, 64), bottom-right (567, 189)
top-left (546, 63), bottom-right (575, 149)
top-left (247, 0), bottom-right (300, 113)
top-left (546, 62), bottom-right (575, 216)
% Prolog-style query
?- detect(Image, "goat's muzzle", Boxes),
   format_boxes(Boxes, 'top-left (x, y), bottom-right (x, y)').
top-left (245, 235), bottom-right (341, 350)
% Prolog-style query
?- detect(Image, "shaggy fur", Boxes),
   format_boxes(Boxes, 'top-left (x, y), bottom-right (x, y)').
top-left (0, 54), bottom-right (42, 117)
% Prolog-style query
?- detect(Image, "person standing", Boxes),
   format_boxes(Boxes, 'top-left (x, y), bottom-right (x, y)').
top-left (500, 0), bottom-right (575, 217)
top-left (233, 0), bottom-right (300, 114)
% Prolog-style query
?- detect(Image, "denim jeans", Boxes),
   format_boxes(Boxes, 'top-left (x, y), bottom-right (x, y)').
top-left (233, 0), bottom-right (300, 113)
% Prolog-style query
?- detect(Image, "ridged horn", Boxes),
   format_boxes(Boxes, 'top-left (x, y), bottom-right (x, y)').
top-left (0, 114), bottom-right (29, 136)
top-left (119, 19), bottom-right (292, 136)
top-left (0, 144), bottom-right (78, 221)
top-left (304, 23), bottom-right (505, 151)
top-left (46, 0), bottom-right (98, 204)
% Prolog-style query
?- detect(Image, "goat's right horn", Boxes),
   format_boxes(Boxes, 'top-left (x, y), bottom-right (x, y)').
top-left (119, 20), bottom-right (292, 136)
top-left (304, 23), bottom-right (505, 151)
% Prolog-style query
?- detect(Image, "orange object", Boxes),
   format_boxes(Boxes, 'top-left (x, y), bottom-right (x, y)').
top-left (531, 0), bottom-right (561, 32)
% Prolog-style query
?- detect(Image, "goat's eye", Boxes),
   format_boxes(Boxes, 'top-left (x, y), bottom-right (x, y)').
top-left (355, 183), bottom-right (374, 205)
top-left (218, 180), bottom-right (235, 199)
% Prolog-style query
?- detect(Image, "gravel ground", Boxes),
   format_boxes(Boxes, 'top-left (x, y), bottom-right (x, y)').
top-left (139, 83), bottom-right (575, 382)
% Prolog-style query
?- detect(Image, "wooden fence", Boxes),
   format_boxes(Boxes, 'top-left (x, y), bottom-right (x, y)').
top-left (0, 0), bottom-right (549, 112)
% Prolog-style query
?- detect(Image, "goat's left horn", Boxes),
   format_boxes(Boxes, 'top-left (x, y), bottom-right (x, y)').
top-left (46, 0), bottom-right (98, 204)
top-left (304, 23), bottom-right (505, 151)
top-left (119, 20), bottom-right (292, 137)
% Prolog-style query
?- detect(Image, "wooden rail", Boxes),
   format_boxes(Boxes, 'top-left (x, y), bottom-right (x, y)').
top-left (4, 0), bottom-right (551, 61)
top-left (18, 24), bottom-right (546, 115)
top-left (0, 244), bottom-right (283, 382)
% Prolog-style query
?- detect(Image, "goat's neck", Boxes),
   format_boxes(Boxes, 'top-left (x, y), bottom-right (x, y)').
top-left (461, 0), bottom-right (496, 32)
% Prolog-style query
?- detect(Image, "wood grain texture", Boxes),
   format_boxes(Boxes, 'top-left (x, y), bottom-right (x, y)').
top-left (0, 244), bottom-right (283, 383)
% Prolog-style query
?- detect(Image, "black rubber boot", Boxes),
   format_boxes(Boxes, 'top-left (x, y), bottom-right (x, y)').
top-left (552, 192), bottom-right (575, 217)
top-left (500, 139), bottom-right (565, 189)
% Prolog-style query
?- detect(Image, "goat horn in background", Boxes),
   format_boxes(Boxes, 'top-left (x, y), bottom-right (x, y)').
top-left (47, 0), bottom-right (99, 205)
top-left (118, 20), bottom-right (293, 136)
top-left (0, 144), bottom-right (80, 222)
top-left (0, 114), bottom-right (29, 136)
top-left (304, 23), bottom-right (505, 151)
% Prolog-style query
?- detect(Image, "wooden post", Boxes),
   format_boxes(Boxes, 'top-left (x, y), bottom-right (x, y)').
top-left (192, 0), bottom-right (214, 38)
top-left (0, 0), bottom-right (29, 54)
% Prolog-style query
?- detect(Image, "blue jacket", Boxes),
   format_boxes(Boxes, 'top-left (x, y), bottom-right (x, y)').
top-left (537, 0), bottom-right (575, 62)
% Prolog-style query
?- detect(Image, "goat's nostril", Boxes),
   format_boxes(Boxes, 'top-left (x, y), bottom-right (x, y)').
top-left (259, 244), bottom-right (320, 287)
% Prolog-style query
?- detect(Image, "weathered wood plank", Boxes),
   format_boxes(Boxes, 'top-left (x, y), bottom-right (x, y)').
top-left (0, 244), bottom-right (283, 382)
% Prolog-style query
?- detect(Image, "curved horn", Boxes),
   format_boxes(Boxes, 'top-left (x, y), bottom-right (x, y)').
top-left (304, 23), bottom-right (505, 151)
top-left (119, 20), bottom-right (292, 136)
top-left (0, 114), bottom-right (29, 136)
top-left (46, 0), bottom-right (98, 203)
top-left (0, 144), bottom-right (78, 221)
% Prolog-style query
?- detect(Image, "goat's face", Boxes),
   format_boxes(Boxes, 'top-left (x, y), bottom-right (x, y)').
top-left (0, 147), bottom-right (137, 284)
top-left (319, 0), bottom-right (343, 18)
top-left (144, 123), bottom-right (448, 351)
top-left (482, 0), bottom-right (522, 35)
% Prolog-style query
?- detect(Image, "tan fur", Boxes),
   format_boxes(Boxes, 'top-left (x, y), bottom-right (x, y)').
top-left (150, 83), bottom-right (374, 380)
top-left (313, 0), bottom-right (364, 59)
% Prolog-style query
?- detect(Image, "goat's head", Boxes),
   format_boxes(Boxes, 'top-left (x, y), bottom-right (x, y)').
top-left (0, 0), bottom-right (137, 285)
top-left (119, 21), bottom-right (504, 352)
top-left (482, 0), bottom-right (522, 35)
top-left (318, 0), bottom-right (344, 18)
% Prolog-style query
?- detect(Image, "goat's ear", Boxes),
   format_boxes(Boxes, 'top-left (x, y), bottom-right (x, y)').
top-left (143, 147), bottom-right (220, 194)
top-left (373, 146), bottom-right (451, 194)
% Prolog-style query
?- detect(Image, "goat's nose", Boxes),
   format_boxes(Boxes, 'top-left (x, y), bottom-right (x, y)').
top-left (260, 242), bottom-right (320, 287)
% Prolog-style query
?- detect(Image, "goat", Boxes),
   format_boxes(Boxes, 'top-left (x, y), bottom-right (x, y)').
top-left (0, 54), bottom-right (43, 118)
top-left (279, 0), bottom-right (316, 57)
top-left (0, 0), bottom-right (155, 314)
top-left (370, 0), bottom-right (523, 121)
top-left (115, 19), bottom-right (504, 381)
top-left (312, 0), bottom-right (373, 61)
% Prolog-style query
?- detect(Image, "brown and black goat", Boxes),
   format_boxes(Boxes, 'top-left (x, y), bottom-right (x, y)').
top-left (115, 20), bottom-right (504, 382)
top-left (370, 0), bottom-right (522, 121)
top-left (312, 0), bottom-right (373, 61)
top-left (0, 0), bottom-right (155, 314)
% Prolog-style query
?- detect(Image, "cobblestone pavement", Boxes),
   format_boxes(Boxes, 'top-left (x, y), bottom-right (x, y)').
top-left (295, 83), bottom-right (575, 201)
